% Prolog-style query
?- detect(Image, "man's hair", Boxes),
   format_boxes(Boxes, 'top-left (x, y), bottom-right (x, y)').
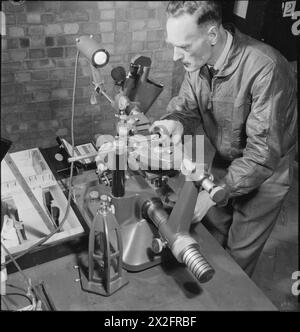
top-left (166, 1), bottom-right (222, 26)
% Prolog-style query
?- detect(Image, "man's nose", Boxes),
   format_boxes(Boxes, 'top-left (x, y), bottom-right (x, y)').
top-left (173, 47), bottom-right (183, 62)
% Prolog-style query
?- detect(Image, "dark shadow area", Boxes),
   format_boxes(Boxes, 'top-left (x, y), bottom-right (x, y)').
top-left (6, 233), bottom-right (88, 274)
top-left (159, 249), bottom-right (203, 298)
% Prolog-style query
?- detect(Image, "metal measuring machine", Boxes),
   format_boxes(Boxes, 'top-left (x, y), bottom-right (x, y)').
top-left (66, 35), bottom-right (228, 297)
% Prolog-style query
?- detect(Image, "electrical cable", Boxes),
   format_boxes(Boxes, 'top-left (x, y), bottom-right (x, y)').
top-left (1, 242), bottom-right (31, 289)
top-left (6, 283), bottom-right (26, 291)
top-left (1, 296), bottom-right (13, 311)
top-left (4, 292), bottom-right (33, 303)
top-left (1, 50), bottom-right (80, 269)
top-left (1, 241), bottom-right (36, 310)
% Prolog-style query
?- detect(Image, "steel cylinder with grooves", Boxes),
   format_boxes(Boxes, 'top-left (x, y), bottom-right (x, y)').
top-left (142, 198), bottom-right (215, 283)
top-left (180, 244), bottom-right (215, 283)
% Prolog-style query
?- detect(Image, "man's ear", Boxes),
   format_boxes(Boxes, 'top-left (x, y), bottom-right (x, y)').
top-left (207, 25), bottom-right (218, 46)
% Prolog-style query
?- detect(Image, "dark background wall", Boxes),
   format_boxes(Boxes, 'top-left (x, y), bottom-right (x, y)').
top-left (1, 1), bottom-right (174, 152)
top-left (225, 0), bottom-right (299, 62)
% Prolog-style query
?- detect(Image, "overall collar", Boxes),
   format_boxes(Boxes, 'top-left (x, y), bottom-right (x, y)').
top-left (213, 29), bottom-right (233, 71)
top-left (199, 24), bottom-right (246, 79)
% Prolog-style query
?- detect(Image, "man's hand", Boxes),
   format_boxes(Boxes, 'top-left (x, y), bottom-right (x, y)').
top-left (192, 190), bottom-right (216, 223)
top-left (149, 119), bottom-right (184, 146)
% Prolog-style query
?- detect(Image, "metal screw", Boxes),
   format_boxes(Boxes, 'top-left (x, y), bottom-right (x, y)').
top-left (75, 278), bottom-right (81, 282)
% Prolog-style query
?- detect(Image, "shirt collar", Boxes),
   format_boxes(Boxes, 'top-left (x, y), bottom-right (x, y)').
top-left (212, 30), bottom-right (233, 71)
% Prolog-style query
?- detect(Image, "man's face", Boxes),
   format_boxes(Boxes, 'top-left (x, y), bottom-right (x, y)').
top-left (166, 13), bottom-right (213, 72)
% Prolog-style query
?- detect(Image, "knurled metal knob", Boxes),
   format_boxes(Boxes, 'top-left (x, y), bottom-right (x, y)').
top-left (89, 190), bottom-right (100, 201)
top-left (152, 238), bottom-right (166, 254)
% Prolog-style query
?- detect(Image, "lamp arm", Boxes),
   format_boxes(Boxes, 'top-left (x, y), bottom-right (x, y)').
top-left (89, 64), bottom-right (114, 105)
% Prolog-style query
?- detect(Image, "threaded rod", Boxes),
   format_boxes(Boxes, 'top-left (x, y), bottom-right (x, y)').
top-left (181, 245), bottom-right (215, 283)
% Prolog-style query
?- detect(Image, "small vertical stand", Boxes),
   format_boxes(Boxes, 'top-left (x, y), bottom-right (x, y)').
top-left (77, 196), bottom-right (128, 296)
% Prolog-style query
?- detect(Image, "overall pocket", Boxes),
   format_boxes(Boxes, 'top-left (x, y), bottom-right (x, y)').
top-left (212, 100), bottom-right (234, 157)
top-left (231, 101), bottom-right (251, 156)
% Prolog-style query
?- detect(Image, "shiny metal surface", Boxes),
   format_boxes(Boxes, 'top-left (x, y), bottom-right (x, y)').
top-left (143, 198), bottom-right (215, 283)
top-left (74, 174), bottom-right (163, 272)
top-left (181, 244), bottom-right (215, 283)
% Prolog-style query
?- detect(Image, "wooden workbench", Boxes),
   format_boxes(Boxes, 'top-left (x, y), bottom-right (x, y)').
top-left (5, 168), bottom-right (278, 311)
top-left (6, 218), bottom-right (277, 311)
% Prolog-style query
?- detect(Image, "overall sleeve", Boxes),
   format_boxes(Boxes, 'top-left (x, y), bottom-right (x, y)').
top-left (219, 62), bottom-right (297, 198)
top-left (161, 72), bottom-right (202, 136)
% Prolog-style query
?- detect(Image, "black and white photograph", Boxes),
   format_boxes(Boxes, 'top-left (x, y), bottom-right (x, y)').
top-left (0, 0), bottom-right (299, 315)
